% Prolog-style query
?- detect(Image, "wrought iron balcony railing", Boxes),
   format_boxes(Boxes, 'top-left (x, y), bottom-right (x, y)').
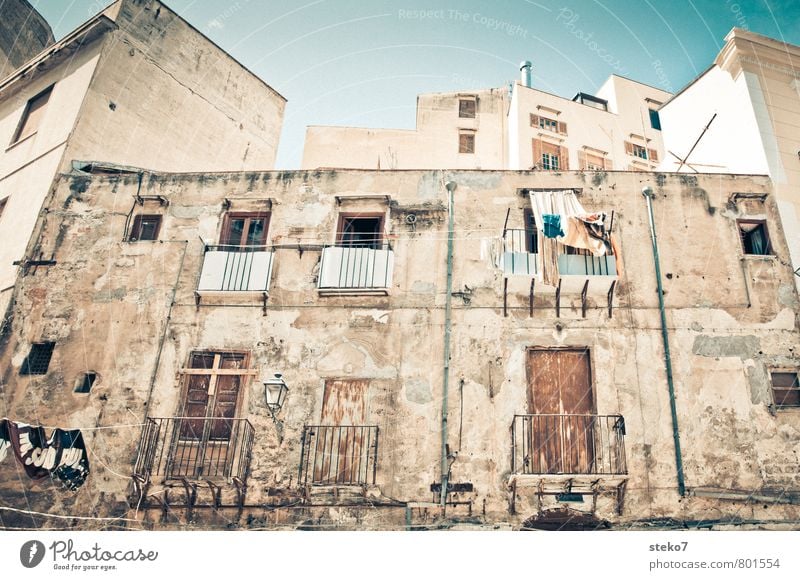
top-left (511, 414), bottom-right (627, 476)
top-left (298, 425), bottom-right (379, 486)
top-left (502, 228), bottom-right (538, 276)
top-left (558, 253), bottom-right (616, 277)
top-left (197, 244), bottom-right (275, 292)
top-left (133, 417), bottom-right (254, 483)
top-left (317, 244), bottom-right (394, 291)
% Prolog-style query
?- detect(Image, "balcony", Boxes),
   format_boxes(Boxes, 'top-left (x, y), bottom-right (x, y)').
top-left (502, 229), bottom-right (538, 277)
top-left (133, 417), bottom-right (254, 484)
top-left (298, 425), bottom-right (379, 487)
top-left (317, 244), bottom-right (394, 295)
top-left (511, 413), bottom-right (627, 476)
top-left (197, 244), bottom-right (275, 293)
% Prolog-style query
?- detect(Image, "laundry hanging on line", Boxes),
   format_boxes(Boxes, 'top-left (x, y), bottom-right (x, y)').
top-left (0, 418), bottom-right (90, 491)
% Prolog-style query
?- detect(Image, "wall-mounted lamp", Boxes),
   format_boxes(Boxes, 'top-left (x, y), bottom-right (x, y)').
top-left (263, 373), bottom-right (289, 422)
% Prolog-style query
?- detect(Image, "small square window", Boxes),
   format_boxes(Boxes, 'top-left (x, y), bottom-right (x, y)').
top-left (649, 109), bottom-right (661, 131)
top-left (738, 220), bottom-right (772, 255)
top-left (458, 99), bottom-right (476, 119)
top-left (459, 132), bottom-right (475, 154)
top-left (11, 86), bottom-right (53, 145)
top-left (770, 372), bottom-right (800, 409)
top-left (75, 372), bottom-right (97, 394)
top-left (20, 342), bottom-right (55, 375)
top-left (128, 214), bottom-right (162, 242)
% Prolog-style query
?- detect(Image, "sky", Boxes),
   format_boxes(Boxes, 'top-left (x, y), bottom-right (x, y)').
top-left (33, 0), bottom-right (800, 169)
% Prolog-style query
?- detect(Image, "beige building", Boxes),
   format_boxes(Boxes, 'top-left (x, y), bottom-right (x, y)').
top-left (658, 28), bottom-right (800, 287)
top-left (302, 66), bottom-right (670, 174)
top-left (0, 0), bottom-right (286, 318)
top-left (0, 166), bottom-right (798, 530)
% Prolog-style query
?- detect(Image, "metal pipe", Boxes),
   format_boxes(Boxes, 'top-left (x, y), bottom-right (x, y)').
top-left (642, 186), bottom-right (686, 497)
top-left (440, 179), bottom-right (457, 507)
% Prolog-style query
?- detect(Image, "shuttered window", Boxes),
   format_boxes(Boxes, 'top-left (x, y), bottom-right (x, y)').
top-left (533, 139), bottom-right (569, 170)
top-left (129, 215), bottom-right (162, 242)
top-left (459, 131), bottom-right (475, 154)
top-left (458, 99), bottom-right (476, 118)
top-left (11, 86), bottom-right (53, 144)
top-left (531, 114), bottom-right (567, 135)
top-left (770, 372), bottom-right (800, 408)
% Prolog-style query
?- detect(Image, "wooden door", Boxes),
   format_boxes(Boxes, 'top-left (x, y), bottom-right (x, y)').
top-left (171, 352), bottom-right (247, 478)
top-left (313, 379), bottom-right (368, 484)
top-left (527, 349), bottom-right (594, 474)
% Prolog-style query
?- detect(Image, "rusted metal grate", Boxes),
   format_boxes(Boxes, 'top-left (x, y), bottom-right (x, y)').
top-left (133, 417), bottom-right (254, 483)
top-left (298, 425), bottom-right (379, 486)
top-left (511, 414), bottom-right (627, 475)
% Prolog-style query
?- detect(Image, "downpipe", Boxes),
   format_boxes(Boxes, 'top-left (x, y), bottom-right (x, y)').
top-left (642, 186), bottom-right (686, 497)
top-left (440, 180), bottom-right (457, 507)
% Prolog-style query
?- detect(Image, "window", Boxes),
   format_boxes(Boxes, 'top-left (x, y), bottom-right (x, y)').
top-left (0, 197), bottom-right (7, 223)
top-left (533, 140), bottom-right (568, 170)
top-left (770, 371), bottom-right (800, 409)
top-left (221, 212), bottom-right (269, 247)
top-left (579, 150), bottom-right (611, 171)
top-left (632, 144), bottom-right (648, 159)
top-left (128, 214), bottom-right (162, 242)
top-left (531, 114), bottom-right (567, 135)
top-left (75, 372), bottom-right (97, 394)
top-left (524, 210), bottom-right (538, 253)
top-left (337, 214), bottom-right (383, 249)
top-left (20, 342), bottom-right (55, 375)
top-left (459, 131), bottom-right (475, 154)
top-left (649, 109), bottom-right (662, 131)
top-left (11, 86), bottom-right (53, 145)
top-left (458, 99), bottom-right (476, 118)
top-left (625, 141), bottom-right (658, 162)
top-left (738, 220), bottom-right (772, 255)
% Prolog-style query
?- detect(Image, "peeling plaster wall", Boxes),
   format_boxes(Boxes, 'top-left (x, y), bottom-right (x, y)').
top-left (0, 169), bottom-right (798, 530)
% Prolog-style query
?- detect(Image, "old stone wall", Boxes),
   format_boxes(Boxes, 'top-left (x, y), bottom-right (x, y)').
top-left (0, 168), bottom-right (798, 530)
top-left (0, 0), bottom-right (54, 80)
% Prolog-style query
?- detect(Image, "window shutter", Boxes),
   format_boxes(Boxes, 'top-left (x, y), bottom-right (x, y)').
top-left (577, 150), bottom-right (586, 170)
top-left (559, 146), bottom-right (569, 170)
top-left (624, 141), bottom-right (634, 155)
top-left (558, 121), bottom-right (568, 135)
top-left (648, 148), bottom-right (659, 162)
top-left (603, 157), bottom-right (613, 170)
top-left (530, 114), bottom-right (539, 127)
top-left (532, 139), bottom-right (543, 169)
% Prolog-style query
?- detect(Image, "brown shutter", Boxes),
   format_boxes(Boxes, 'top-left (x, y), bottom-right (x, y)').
top-left (603, 157), bottom-right (613, 170)
top-left (624, 141), bottom-right (634, 155)
top-left (532, 139), bottom-right (543, 169)
top-left (577, 150), bottom-right (586, 170)
top-left (558, 121), bottom-right (568, 135)
top-left (559, 146), bottom-right (569, 170)
top-left (530, 114), bottom-right (539, 127)
top-left (648, 148), bottom-right (659, 162)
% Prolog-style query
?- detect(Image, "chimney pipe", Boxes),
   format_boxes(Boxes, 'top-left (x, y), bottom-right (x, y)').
top-left (520, 60), bottom-right (532, 88)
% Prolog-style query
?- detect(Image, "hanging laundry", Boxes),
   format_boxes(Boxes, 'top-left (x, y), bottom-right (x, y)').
top-left (0, 418), bottom-right (90, 491)
top-left (562, 214), bottom-right (611, 256)
top-left (542, 214), bottom-right (564, 238)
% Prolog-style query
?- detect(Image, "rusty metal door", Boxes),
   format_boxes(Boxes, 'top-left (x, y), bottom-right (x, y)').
top-left (527, 349), bottom-right (594, 474)
top-left (313, 379), bottom-right (368, 484)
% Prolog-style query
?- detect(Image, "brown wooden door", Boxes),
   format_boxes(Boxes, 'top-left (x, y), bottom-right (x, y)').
top-left (313, 379), bottom-right (368, 484)
top-left (171, 352), bottom-right (247, 478)
top-left (527, 349), bottom-right (594, 474)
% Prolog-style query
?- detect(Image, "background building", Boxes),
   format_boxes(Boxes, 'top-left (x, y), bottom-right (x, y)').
top-left (0, 0), bottom-right (286, 318)
top-left (0, 0), bottom-right (54, 79)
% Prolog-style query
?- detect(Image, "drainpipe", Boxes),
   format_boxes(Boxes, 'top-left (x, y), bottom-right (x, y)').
top-left (440, 179), bottom-right (457, 507)
top-left (642, 186), bottom-right (686, 497)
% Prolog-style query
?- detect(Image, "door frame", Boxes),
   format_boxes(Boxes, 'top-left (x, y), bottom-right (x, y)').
top-left (524, 346), bottom-right (596, 416)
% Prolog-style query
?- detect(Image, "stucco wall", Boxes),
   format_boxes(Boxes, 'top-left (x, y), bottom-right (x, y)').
top-left (0, 168), bottom-right (797, 530)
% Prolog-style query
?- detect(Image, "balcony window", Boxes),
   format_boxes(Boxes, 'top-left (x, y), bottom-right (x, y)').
top-left (319, 214), bottom-right (394, 293)
top-left (197, 211), bottom-right (274, 293)
top-left (128, 214), bottom-right (162, 242)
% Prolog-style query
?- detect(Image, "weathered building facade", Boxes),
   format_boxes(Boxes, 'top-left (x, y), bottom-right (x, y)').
top-left (1, 166), bottom-right (798, 530)
top-left (0, 0), bottom-right (286, 318)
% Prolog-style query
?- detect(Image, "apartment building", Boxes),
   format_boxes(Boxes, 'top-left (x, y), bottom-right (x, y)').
top-left (0, 166), bottom-right (797, 530)
top-left (302, 65), bottom-right (670, 173)
top-left (0, 0), bottom-right (286, 318)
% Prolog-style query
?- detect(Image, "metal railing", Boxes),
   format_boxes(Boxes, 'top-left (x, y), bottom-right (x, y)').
top-left (502, 228), bottom-right (537, 276)
top-left (317, 244), bottom-right (394, 290)
top-left (298, 425), bottom-right (379, 486)
top-left (197, 244), bottom-right (275, 292)
top-left (511, 414), bottom-right (627, 475)
top-left (558, 253), bottom-right (616, 276)
top-left (133, 417), bottom-right (255, 483)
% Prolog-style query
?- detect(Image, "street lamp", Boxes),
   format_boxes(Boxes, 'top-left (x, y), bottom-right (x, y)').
top-left (263, 373), bottom-right (289, 417)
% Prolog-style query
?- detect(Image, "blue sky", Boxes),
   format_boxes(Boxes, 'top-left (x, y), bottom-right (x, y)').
top-left (34, 0), bottom-right (800, 169)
